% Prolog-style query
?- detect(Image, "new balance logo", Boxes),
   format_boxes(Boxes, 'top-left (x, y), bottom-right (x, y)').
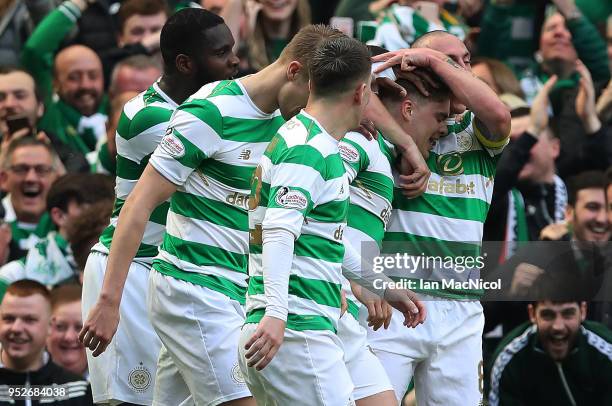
top-left (239, 149), bottom-right (252, 160)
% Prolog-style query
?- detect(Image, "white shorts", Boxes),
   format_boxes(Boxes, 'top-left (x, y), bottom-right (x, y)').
top-left (367, 298), bottom-right (485, 405)
top-left (239, 323), bottom-right (355, 406)
top-left (337, 313), bottom-right (394, 400)
top-left (147, 270), bottom-right (251, 406)
top-left (82, 251), bottom-right (161, 405)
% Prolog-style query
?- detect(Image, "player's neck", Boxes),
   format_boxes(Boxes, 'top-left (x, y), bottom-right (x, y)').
top-left (157, 74), bottom-right (200, 106)
top-left (305, 99), bottom-right (355, 141)
top-left (240, 64), bottom-right (285, 114)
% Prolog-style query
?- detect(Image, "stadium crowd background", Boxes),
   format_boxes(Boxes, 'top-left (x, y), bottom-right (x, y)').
top-left (0, 0), bottom-right (610, 404)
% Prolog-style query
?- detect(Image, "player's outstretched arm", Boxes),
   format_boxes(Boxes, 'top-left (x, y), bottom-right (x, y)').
top-left (79, 164), bottom-right (177, 356)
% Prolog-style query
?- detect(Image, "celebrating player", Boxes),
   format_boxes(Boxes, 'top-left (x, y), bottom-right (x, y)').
top-left (79, 8), bottom-right (239, 405)
top-left (81, 24), bottom-right (348, 406)
top-left (368, 30), bottom-right (511, 405)
top-left (239, 35), bottom-right (374, 405)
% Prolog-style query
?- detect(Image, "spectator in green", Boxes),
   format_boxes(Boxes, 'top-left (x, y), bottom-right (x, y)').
top-left (0, 67), bottom-right (90, 173)
top-left (0, 173), bottom-right (114, 299)
top-left (21, 1), bottom-right (108, 159)
top-left (0, 137), bottom-right (59, 263)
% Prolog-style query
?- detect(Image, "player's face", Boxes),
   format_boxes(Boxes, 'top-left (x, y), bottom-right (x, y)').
top-left (540, 13), bottom-right (577, 63)
top-left (423, 35), bottom-right (470, 114)
top-left (193, 24), bottom-right (240, 85)
top-left (567, 188), bottom-right (610, 243)
top-left (530, 301), bottom-right (584, 361)
top-left (406, 98), bottom-right (449, 159)
top-left (0, 293), bottom-right (50, 365)
top-left (47, 301), bottom-right (87, 376)
top-left (0, 145), bottom-right (58, 224)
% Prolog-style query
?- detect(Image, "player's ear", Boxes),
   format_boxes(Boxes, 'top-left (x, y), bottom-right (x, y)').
top-left (286, 61), bottom-right (303, 82)
top-left (354, 83), bottom-right (367, 105)
top-left (175, 54), bottom-right (193, 75)
top-left (579, 301), bottom-right (587, 322)
top-left (400, 99), bottom-right (414, 122)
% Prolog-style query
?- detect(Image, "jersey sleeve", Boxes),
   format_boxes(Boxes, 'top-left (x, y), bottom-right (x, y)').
top-left (458, 111), bottom-right (509, 158)
top-left (339, 132), bottom-right (372, 183)
top-left (262, 144), bottom-right (327, 238)
top-left (149, 100), bottom-right (222, 186)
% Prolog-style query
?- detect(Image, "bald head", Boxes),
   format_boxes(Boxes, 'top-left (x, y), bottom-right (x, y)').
top-left (53, 45), bottom-right (104, 117)
top-left (413, 30), bottom-right (471, 71)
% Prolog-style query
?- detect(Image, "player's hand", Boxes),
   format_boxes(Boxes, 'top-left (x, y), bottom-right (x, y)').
top-left (353, 286), bottom-right (393, 330)
top-left (353, 118), bottom-right (378, 140)
top-left (397, 143), bottom-right (430, 198)
top-left (79, 299), bottom-right (120, 357)
top-left (509, 263), bottom-right (544, 296)
top-left (384, 288), bottom-right (427, 328)
top-left (372, 48), bottom-right (447, 74)
top-left (244, 316), bottom-right (286, 370)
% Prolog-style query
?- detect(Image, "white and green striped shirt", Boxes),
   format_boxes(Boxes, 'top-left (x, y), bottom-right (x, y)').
top-left (95, 83), bottom-right (176, 260)
top-left (245, 112), bottom-right (350, 332)
top-left (369, 4), bottom-right (467, 51)
top-left (339, 131), bottom-right (394, 319)
top-left (384, 111), bottom-right (507, 299)
top-left (149, 79), bottom-right (285, 303)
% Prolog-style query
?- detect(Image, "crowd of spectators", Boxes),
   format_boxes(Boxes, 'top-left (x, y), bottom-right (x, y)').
top-left (0, 0), bottom-right (610, 404)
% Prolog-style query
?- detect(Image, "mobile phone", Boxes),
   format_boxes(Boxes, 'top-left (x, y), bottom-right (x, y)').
top-left (5, 115), bottom-right (32, 139)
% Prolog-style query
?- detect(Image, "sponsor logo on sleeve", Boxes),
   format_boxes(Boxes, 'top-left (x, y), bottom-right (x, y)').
top-left (160, 128), bottom-right (185, 158)
top-left (275, 187), bottom-right (308, 210)
top-left (339, 143), bottom-right (360, 163)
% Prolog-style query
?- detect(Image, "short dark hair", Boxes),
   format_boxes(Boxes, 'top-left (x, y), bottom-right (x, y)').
top-left (566, 170), bottom-right (607, 206)
top-left (0, 66), bottom-right (43, 103)
top-left (278, 24), bottom-right (345, 82)
top-left (46, 173), bottom-right (114, 212)
top-left (160, 8), bottom-right (224, 74)
top-left (3, 137), bottom-right (58, 168)
top-left (50, 283), bottom-right (82, 311)
top-left (4, 280), bottom-right (50, 302)
top-left (309, 36), bottom-right (371, 97)
top-left (379, 70), bottom-right (450, 104)
top-left (119, 0), bottom-right (169, 32)
top-left (67, 201), bottom-right (114, 271)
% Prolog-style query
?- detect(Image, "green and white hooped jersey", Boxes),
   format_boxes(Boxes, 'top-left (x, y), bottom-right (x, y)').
top-left (369, 4), bottom-right (466, 51)
top-left (339, 131), bottom-right (394, 319)
top-left (150, 79), bottom-right (285, 304)
top-left (384, 111), bottom-right (507, 299)
top-left (95, 83), bottom-right (177, 260)
top-left (245, 112), bottom-right (350, 333)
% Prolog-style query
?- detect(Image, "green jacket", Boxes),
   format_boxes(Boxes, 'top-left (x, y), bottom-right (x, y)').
top-left (21, 1), bottom-right (108, 155)
top-left (488, 321), bottom-right (612, 406)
